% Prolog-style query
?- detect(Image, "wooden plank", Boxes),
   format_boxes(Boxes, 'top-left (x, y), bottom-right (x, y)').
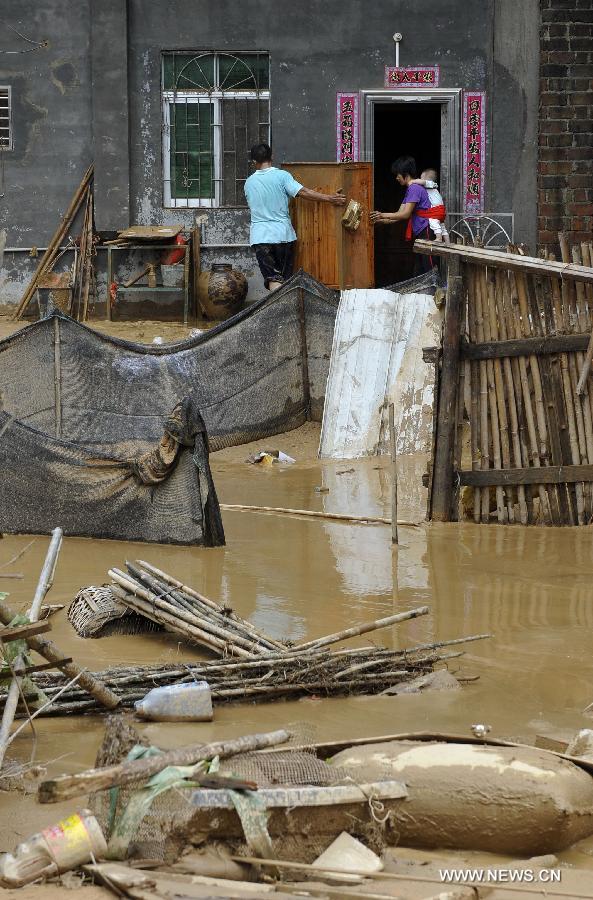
top-left (0, 620), bottom-right (52, 643)
top-left (18, 658), bottom-right (72, 676)
top-left (116, 225), bottom-right (183, 240)
top-left (414, 239), bottom-right (593, 286)
top-left (431, 261), bottom-right (463, 521)
top-left (13, 165), bottom-right (93, 319)
top-left (461, 333), bottom-right (590, 360)
top-left (282, 162), bottom-right (373, 290)
top-left (458, 464), bottom-right (593, 487)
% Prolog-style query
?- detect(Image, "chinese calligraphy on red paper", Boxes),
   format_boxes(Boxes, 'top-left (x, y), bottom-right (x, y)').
top-left (336, 93), bottom-right (359, 163)
top-left (463, 92), bottom-right (486, 213)
top-left (384, 66), bottom-right (440, 88)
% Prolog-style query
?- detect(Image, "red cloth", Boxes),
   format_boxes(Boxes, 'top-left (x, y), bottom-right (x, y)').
top-left (405, 203), bottom-right (446, 241)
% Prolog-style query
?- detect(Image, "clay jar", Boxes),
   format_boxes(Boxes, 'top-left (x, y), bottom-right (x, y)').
top-left (198, 263), bottom-right (248, 320)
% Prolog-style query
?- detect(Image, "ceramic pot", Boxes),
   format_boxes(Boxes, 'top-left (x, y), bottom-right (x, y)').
top-left (197, 263), bottom-right (248, 320)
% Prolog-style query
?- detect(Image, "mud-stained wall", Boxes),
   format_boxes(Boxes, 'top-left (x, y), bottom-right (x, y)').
top-left (0, 0), bottom-right (540, 308)
top-left (0, 0), bottom-right (92, 307)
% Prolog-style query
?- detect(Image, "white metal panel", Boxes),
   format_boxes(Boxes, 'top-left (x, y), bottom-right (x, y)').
top-left (319, 288), bottom-right (443, 460)
top-left (319, 289), bottom-right (397, 459)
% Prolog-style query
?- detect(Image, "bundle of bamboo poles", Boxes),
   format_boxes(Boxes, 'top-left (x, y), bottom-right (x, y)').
top-left (107, 560), bottom-right (287, 657)
top-left (16, 631), bottom-right (490, 716)
top-left (14, 165), bottom-right (94, 321)
top-left (71, 186), bottom-right (95, 321)
top-left (99, 561), bottom-right (432, 661)
top-left (461, 236), bottom-right (593, 526)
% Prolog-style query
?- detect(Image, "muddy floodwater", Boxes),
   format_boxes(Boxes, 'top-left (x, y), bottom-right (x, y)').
top-left (2, 320), bottom-right (593, 870)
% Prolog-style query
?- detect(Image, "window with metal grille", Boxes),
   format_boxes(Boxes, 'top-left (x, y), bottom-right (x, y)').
top-left (0, 87), bottom-right (12, 150)
top-left (162, 52), bottom-right (270, 208)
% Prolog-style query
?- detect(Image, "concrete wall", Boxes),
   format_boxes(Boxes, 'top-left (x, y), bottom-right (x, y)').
top-left (492, 0), bottom-right (540, 251)
top-left (0, 0), bottom-right (92, 306)
top-left (0, 0), bottom-right (541, 309)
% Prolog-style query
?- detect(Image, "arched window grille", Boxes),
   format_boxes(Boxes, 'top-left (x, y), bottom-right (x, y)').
top-left (162, 52), bottom-right (270, 208)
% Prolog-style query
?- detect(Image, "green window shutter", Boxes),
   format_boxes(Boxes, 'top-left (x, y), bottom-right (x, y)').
top-left (169, 102), bottom-right (214, 201)
top-left (221, 98), bottom-right (269, 206)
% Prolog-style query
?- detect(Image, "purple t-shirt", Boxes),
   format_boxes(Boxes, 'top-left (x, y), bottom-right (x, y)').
top-left (403, 183), bottom-right (431, 237)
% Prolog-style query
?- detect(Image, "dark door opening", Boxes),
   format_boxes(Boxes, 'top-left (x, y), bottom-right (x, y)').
top-left (373, 102), bottom-right (442, 287)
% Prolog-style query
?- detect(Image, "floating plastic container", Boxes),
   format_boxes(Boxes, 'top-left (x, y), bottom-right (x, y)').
top-left (134, 681), bottom-right (213, 722)
top-left (0, 810), bottom-right (107, 888)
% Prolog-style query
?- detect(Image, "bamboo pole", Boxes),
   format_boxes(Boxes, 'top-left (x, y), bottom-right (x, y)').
top-left (466, 268), bottom-right (481, 522)
top-left (508, 271), bottom-right (552, 523)
top-left (0, 528), bottom-right (63, 769)
top-left (108, 577), bottom-right (255, 659)
top-left (126, 564), bottom-right (278, 653)
top-left (572, 245), bottom-right (590, 329)
top-left (130, 562), bottom-right (282, 652)
top-left (548, 262), bottom-right (580, 522)
top-left (293, 607), bottom-right (429, 653)
top-left (566, 247), bottom-right (593, 518)
top-left (38, 729), bottom-right (290, 803)
top-left (499, 270), bottom-right (535, 522)
top-left (478, 268), bottom-right (505, 521)
top-left (494, 270), bottom-right (527, 522)
top-left (219, 504), bottom-right (419, 526)
top-left (13, 165), bottom-right (94, 320)
top-left (414, 238), bottom-right (593, 286)
top-left (563, 242), bottom-right (593, 519)
top-left (486, 269), bottom-right (513, 521)
top-left (472, 266), bottom-right (493, 521)
top-left (524, 273), bottom-right (563, 523)
top-left (0, 598), bottom-right (119, 712)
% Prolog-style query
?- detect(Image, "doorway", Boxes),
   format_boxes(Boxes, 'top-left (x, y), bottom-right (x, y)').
top-left (373, 103), bottom-right (442, 286)
top-left (361, 89), bottom-right (461, 288)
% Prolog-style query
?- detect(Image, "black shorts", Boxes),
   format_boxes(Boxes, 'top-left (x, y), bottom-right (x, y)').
top-left (252, 241), bottom-right (296, 289)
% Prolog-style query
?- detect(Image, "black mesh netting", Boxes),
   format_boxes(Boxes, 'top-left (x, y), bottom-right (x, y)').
top-left (0, 272), bottom-right (337, 544)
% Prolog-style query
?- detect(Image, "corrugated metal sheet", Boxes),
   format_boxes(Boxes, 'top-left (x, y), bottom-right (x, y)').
top-left (319, 289), bottom-right (442, 459)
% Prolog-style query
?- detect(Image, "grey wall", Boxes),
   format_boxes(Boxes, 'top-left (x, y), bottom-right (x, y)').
top-left (91, 0), bottom-right (130, 231)
top-left (492, 0), bottom-right (540, 251)
top-left (0, 0), bottom-right (540, 309)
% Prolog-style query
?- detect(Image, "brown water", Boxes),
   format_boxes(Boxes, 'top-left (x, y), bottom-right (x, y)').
top-left (1, 319), bottom-right (593, 868)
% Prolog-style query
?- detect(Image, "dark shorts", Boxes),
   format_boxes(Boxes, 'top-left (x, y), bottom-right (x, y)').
top-left (413, 227), bottom-right (432, 275)
top-left (252, 241), bottom-right (296, 289)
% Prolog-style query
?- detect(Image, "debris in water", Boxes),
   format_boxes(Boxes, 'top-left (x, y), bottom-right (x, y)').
top-left (312, 832), bottom-right (383, 882)
top-left (381, 669), bottom-right (461, 695)
top-left (135, 681), bottom-right (213, 722)
top-left (246, 449), bottom-right (296, 465)
top-left (470, 723), bottom-right (492, 739)
top-left (0, 809), bottom-right (107, 887)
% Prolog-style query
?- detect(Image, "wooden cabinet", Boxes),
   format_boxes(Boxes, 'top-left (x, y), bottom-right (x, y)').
top-left (281, 162), bottom-right (374, 290)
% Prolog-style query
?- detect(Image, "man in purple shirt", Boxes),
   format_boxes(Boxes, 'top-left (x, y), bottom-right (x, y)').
top-left (370, 156), bottom-right (433, 274)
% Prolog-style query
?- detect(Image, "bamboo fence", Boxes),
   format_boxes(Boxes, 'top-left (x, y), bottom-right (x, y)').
top-left (421, 237), bottom-right (593, 525)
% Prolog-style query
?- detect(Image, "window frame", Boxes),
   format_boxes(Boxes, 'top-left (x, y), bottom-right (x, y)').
top-left (0, 86), bottom-right (13, 151)
top-left (161, 52), bottom-right (270, 209)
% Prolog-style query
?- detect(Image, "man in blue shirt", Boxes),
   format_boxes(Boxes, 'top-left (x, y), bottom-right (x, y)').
top-left (244, 143), bottom-right (346, 291)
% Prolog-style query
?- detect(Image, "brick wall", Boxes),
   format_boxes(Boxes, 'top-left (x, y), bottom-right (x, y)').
top-left (539, 0), bottom-right (593, 251)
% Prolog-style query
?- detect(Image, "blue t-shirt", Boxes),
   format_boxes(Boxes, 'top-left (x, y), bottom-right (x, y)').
top-left (244, 167), bottom-right (303, 245)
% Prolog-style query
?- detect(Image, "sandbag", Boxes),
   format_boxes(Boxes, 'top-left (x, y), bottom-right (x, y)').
top-left (330, 740), bottom-right (593, 855)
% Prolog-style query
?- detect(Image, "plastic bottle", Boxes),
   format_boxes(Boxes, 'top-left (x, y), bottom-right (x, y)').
top-left (0, 810), bottom-right (107, 888)
top-left (134, 681), bottom-right (213, 722)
